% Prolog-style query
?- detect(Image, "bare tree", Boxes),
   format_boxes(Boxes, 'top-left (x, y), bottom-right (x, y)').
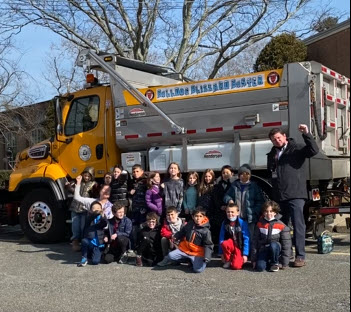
top-left (0, 0), bottom-right (340, 79)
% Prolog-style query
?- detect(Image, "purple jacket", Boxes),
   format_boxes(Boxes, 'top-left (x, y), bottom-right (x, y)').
top-left (145, 185), bottom-right (163, 216)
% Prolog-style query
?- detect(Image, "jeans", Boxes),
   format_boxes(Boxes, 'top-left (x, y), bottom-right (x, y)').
top-left (71, 211), bottom-right (87, 241)
top-left (279, 199), bottom-right (306, 259)
top-left (81, 238), bottom-right (102, 265)
top-left (167, 249), bottom-right (207, 273)
top-left (256, 241), bottom-right (281, 272)
top-left (109, 236), bottom-right (130, 260)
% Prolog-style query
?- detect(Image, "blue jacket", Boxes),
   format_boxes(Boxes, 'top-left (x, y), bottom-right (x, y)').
top-left (223, 180), bottom-right (265, 224)
top-left (219, 217), bottom-right (250, 256)
top-left (106, 216), bottom-right (132, 239)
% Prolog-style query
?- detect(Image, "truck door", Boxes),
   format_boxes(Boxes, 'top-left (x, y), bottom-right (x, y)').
top-left (54, 87), bottom-right (108, 179)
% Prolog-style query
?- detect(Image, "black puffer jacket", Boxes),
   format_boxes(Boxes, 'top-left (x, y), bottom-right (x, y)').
top-left (109, 171), bottom-right (129, 206)
top-left (267, 133), bottom-right (319, 201)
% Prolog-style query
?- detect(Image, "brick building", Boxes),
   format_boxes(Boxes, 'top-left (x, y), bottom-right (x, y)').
top-left (304, 19), bottom-right (350, 77)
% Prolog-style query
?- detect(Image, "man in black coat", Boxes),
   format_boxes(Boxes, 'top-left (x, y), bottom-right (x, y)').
top-left (267, 124), bottom-right (319, 267)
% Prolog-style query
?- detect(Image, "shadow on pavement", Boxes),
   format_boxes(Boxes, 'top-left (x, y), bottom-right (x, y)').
top-left (0, 225), bottom-right (79, 265)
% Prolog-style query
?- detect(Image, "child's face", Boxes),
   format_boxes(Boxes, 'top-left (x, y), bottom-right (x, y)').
top-left (132, 168), bottom-right (144, 179)
top-left (114, 208), bottom-right (125, 219)
top-left (82, 172), bottom-right (91, 182)
top-left (166, 211), bottom-right (178, 224)
top-left (168, 164), bottom-right (180, 178)
top-left (91, 203), bottom-right (102, 214)
top-left (99, 185), bottom-right (111, 200)
top-left (264, 206), bottom-right (277, 220)
top-left (188, 174), bottom-right (197, 185)
top-left (193, 212), bottom-right (205, 225)
top-left (226, 206), bottom-right (239, 219)
top-left (152, 173), bottom-right (161, 184)
top-left (104, 174), bottom-right (112, 185)
top-left (204, 172), bottom-right (213, 184)
top-left (239, 172), bottom-right (250, 183)
top-left (222, 169), bottom-right (232, 181)
top-left (113, 168), bottom-right (122, 179)
top-left (147, 218), bottom-right (157, 229)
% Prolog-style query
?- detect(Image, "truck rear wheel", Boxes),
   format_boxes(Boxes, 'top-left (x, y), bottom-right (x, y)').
top-left (20, 188), bottom-right (65, 243)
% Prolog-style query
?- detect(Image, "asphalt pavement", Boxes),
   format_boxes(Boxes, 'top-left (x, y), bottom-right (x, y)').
top-left (0, 225), bottom-right (349, 312)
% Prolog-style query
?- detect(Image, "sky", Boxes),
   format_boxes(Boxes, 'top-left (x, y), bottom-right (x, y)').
top-left (9, 0), bottom-right (351, 103)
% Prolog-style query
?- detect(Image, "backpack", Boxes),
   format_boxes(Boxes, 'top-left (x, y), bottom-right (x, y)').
top-left (317, 231), bottom-right (334, 254)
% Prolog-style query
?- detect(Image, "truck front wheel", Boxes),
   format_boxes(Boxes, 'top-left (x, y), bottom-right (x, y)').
top-left (20, 188), bottom-right (65, 243)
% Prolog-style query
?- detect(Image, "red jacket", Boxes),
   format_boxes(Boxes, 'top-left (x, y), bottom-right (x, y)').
top-left (160, 219), bottom-right (186, 239)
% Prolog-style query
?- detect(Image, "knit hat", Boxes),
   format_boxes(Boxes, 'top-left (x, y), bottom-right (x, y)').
top-left (238, 164), bottom-right (251, 176)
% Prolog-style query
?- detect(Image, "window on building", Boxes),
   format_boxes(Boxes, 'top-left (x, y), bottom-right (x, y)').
top-left (4, 132), bottom-right (16, 169)
top-left (31, 129), bottom-right (45, 145)
top-left (65, 96), bottom-right (100, 136)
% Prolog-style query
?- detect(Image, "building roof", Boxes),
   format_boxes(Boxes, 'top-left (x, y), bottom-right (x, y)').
top-left (304, 19), bottom-right (350, 45)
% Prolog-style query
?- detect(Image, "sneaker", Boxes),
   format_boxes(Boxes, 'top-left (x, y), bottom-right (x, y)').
top-left (135, 255), bottom-right (143, 267)
top-left (270, 264), bottom-right (279, 272)
top-left (157, 257), bottom-right (173, 267)
top-left (118, 252), bottom-right (129, 264)
top-left (223, 262), bottom-right (231, 269)
top-left (293, 258), bottom-right (306, 267)
top-left (77, 257), bottom-right (87, 267)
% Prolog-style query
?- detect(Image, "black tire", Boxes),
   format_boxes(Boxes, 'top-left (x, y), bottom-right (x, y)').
top-left (20, 188), bottom-right (65, 243)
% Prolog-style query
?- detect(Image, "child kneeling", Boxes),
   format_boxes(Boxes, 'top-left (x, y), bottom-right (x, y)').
top-left (160, 206), bottom-right (186, 258)
top-left (219, 203), bottom-right (250, 270)
top-left (251, 201), bottom-right (292, 272)
top-left (158, 207), bottom-right (213, 273)
top-left (77, 201), bottom-right (107, 267)
top-left (135, 212), bottom-right (162, 267)
top-left (104, 201), bottom-right (132, 264)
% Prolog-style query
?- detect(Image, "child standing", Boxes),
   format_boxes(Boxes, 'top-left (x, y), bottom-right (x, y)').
top-left (163, 162), bottom-right (184, 213)
top-left (109, 165), bottom-right (129, 208)
top-left (103, 172), bottom-right (113, 186)
top-left (211, 165), bottom-right (235, 244)
top-left (104, 201), bottom-right (132, 264)
top-left (135, 212), bottom-right (162, 267)
top-left (223, 164), bottom-right (265, 240)
top-left (219, 203), bottom-right (250, 270)
top-left (159, 206), bottom-right (186, 259)
top-left (145, 171), bottom-right (163, 217)
top-left (66, 167), bottom-right (98, 251)
top-left (251, 201), bottom-right (292, 272)
top-left (77, 201), bottom-right (107, 267)
top-left (198, 169), bottom-right (215, 214)
top-left (183, 171), bottom-right (199, 219)
top-left (158, 207), bottom-right (213, 273)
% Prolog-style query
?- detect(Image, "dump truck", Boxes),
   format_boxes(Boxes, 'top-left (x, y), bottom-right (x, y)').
top-left (0, 49), bottom-right (349, 243)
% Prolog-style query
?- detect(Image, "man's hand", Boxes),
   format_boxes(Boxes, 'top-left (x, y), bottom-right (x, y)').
top-left (298, 124), bottom-right (309, 134)
top-left (76, 175), bottom-right (82, 185)
top-left (111, 234), bottom-right (117, 241)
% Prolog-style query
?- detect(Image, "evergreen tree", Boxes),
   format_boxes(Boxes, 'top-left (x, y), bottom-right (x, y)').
top-left (254, 34), bottom-right (307, 72)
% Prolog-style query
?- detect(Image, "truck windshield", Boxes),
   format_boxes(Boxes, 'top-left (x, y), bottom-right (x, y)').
top-left (65, 96), bottom-right (100, 136)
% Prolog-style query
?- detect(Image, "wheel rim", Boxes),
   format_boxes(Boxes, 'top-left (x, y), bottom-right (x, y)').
top-left (28, 201), bottom-right (53, 234)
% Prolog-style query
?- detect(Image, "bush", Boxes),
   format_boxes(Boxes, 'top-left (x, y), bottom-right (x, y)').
top-left (0, 170), bottom-right (11, 189)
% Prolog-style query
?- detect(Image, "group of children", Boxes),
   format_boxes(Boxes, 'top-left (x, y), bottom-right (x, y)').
top-left (67, 162), bottom-right (292, 273)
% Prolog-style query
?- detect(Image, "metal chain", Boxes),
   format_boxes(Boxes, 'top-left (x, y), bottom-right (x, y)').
top-left (310, 79), bottom-right (328, 141)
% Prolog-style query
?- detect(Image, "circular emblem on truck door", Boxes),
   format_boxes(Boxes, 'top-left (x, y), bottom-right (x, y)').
top-left (267, 71), bottom-right (280, 85)
top-left (79, 145), bottom-right (92, 161)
